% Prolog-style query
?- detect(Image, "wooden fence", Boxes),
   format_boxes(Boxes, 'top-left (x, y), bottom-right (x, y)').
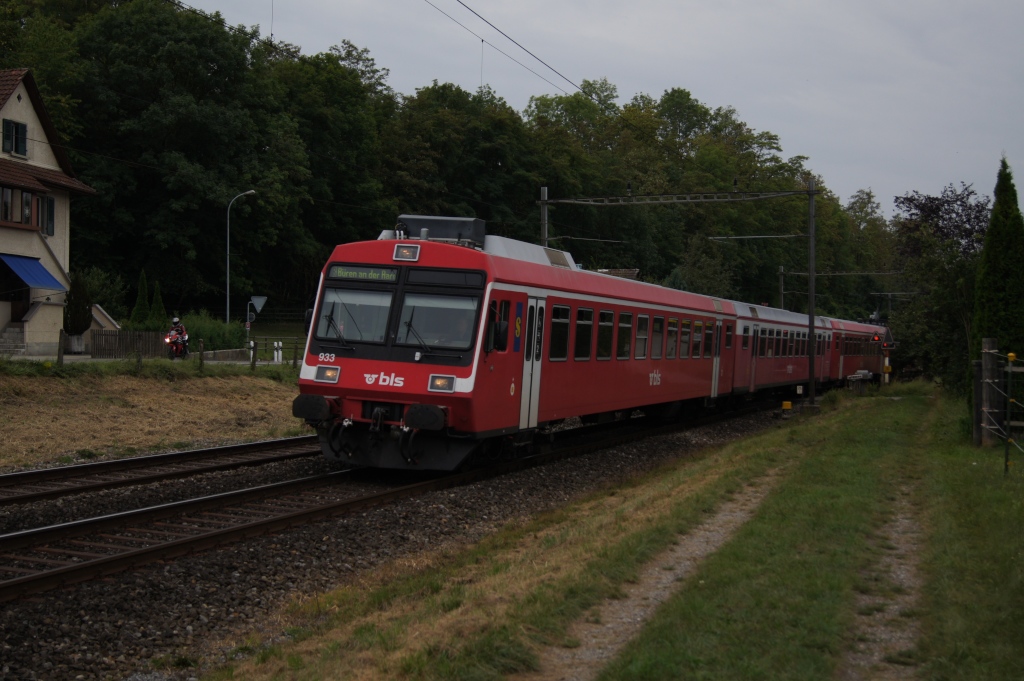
top-left (91, 330), bottom-right (166, 359)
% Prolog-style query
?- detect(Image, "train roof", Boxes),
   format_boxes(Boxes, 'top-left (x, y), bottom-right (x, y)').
top-left (371, 216), bottom-right (889, 333)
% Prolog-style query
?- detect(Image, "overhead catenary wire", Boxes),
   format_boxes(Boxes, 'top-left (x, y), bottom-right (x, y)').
top-left (453, 0), bottom-right (583, 95)
top-left (420, 0), bottom-right (569, 95)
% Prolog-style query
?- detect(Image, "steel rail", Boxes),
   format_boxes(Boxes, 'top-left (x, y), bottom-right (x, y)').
top-left (0, 435), bottom-right (319, 506)
top-left (0, 406), bottom-right (769, 603)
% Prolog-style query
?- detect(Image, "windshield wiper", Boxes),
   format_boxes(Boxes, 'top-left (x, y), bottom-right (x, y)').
top-left (404, 307), bottom-right (433, 356)
top-left (323, 309), bottom-right (355, 351)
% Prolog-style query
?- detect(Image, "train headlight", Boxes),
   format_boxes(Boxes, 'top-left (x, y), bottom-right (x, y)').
top-left (394, 244), bottom-right (420, 262)
top-left (315, 365), bottom-right (340, 383)
top-left (428, 375), bottom-right (456, 393)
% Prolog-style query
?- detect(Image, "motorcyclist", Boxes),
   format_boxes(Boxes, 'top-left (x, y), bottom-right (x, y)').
top-left (168, 316), bottom-right (189, 356)
top-left (169, 316), bottom-right (187, 338)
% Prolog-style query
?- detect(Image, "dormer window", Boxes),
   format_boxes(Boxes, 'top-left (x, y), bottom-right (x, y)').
top-left (2, 119), bottom-right (28, 157)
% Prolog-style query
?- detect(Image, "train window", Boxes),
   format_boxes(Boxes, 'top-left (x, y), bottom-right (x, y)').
top-left (486, 300), bottom-right (511, 352)
top-left (597, 311), bottom-right (614, 360)
top-left (725, 324), bottom-right (733, 350)
top-left (692, 321), bottom-right (703, 358)
top-left (406, 269), bottom-right (485, 287)
top-left (574, 308), bottom-right (593, 360)
top-left (781, 330), bottom-right (789, 357)
top-left (801, 332), bottom-right (808, 356)
top-left (666, 319), bottom-right (678, 359)
top-left (704, 323), bottom-right (714, 358)
top-left (759, 328), bottom-right (767, 358)
top-left (652, 317), bottom-right (664, 360)
top-left (635, 315), bottom-right (649, 359)
top-left (788, 331), bottom-right (795, 357)
top-left (396, 293), bottom-right (479, 350)
top-left (549, 305), bottom-right (571, 361)
top-left (535, 307), bottom-right (545, 361)
top-left (617, 312), bottom-right (632, 360)
top-left (525, 306), bottom-right (536, 358)
top-left (317, 288), bottom-right (392, 344)
top-left (497, 300), bottom-right (511, 351)
top-left (742, 325), bottom-right (749, 350)
top-left (680, 320), bottom-right (692, 359)
top-left (775, 330), bottom-right (783, 358)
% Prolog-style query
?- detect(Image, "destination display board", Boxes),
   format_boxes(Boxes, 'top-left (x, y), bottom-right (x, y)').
top-left (328, 265), bottom-right (399, 283)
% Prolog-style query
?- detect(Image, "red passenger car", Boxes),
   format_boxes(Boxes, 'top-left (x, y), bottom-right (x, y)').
top-left (293, 215), bottom-right (889, 470)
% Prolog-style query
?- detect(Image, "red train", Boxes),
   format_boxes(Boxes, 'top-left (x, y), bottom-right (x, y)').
top-left (293, 215), bottom-right (890, 470)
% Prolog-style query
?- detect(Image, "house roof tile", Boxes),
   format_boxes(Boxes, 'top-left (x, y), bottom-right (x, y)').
top-left (0, 158), bottom-right (96, 194)
top-left (0, 69), bottom-right (29, 108)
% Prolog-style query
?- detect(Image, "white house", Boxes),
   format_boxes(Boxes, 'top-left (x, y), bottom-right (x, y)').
top-left (0, 68), bottom-right (95, 355)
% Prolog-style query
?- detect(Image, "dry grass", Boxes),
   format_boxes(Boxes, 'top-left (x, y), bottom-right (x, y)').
top-left (215, 440), bottom-right (752, 680)
top-left (0, 374), bottom-right (305, 470)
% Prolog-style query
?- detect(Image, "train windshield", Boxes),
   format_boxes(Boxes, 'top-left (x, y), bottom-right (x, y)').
top-left (316, 288), bottom-right (392, 343)
top-left (396, 293), bottom-right (479, 350)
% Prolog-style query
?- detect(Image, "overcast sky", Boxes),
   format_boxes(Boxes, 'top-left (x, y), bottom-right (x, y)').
top-left (187, 0), bottom-right (1023, 217)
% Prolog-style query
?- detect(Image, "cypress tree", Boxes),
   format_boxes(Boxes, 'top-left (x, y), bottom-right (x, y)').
top-left (147, 280), bottom-right (168, 329)
top-left (974, 158), bottom-right (1024, 356)
top-left (63, 271), bottom-right (94, 336)
top-left (129, 270), bottom-right (149, 326)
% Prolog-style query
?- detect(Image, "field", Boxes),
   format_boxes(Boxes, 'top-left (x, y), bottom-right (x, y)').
top-left (0, 359), bottom-right (305, 470)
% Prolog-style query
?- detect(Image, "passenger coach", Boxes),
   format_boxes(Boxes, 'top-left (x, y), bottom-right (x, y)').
top-left (293, 215), bottom-right (888, 471)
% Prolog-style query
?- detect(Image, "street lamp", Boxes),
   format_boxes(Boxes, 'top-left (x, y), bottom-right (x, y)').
top-left (226, 190), bottom-right (256, 324)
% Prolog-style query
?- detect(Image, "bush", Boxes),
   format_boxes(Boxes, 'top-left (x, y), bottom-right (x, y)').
top-left (181, 310), bottom-right (246, 351)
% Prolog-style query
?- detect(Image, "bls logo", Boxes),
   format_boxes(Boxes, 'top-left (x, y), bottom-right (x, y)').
top-left (649, 369), bottom-right (662, 386)
top-left (364, 372), bottom-right (405, 387)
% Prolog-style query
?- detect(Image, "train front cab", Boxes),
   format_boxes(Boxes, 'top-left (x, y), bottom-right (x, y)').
top-left (294, 240), bottom-right (528, 471)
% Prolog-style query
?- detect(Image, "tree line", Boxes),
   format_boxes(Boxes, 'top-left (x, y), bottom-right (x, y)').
top-left (4, 0), bottom-right (1021, 393)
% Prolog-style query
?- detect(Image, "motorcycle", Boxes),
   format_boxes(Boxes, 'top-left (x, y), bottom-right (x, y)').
top-left (165, 329), bottom-right (190, 360)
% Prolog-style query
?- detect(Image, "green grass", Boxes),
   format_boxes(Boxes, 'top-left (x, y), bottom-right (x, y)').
top-left (592, 393), bottom-right (929, 680)
top-left (918, 396), bottom-right (1024, 680)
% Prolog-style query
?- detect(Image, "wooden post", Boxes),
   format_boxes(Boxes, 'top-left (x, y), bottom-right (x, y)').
top-left (973, 360), bottom-right (982, 446)
top-left (982, 338), bottom-right (999, 446)
top-left (57, 329), bottom-right (65, 366)
top-left (198, 339), bottom-right (205, 373)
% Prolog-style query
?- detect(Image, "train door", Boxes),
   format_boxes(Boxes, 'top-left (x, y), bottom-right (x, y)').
top-left (711, 319), bottom-right (723, 398)
top-left (837, 333), bottom-right (845, 379)
top-left (748, 323), bottom-right (760, 392)
top-left (519, 297), bottom-right (546, 429)
top-left (822, 332), bottom-right (832, 380)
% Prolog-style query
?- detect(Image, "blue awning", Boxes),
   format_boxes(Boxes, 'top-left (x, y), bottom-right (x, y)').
top-left (0, 253), bottom-right (67, 291)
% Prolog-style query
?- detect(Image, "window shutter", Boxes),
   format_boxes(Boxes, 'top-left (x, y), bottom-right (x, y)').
top-left (1, 120), bottom-right (11, 153)
top-left (15, 123), bottom-right (27, 156)
top-left (45, 197), bottom-right (55, 236)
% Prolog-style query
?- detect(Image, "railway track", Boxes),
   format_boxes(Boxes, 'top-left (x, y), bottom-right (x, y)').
top-left (0, 407), bottom-right (768, 604)
top-left (0, 435), bottom-right (320, 507)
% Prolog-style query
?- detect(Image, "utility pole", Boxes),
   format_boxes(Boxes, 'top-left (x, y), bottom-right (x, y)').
top-left (778, 266), bottom-right (785, 309)
top-left (807, 178), bottom-right (817, 405)
top-left (540, 187), bottom-right (549, 248)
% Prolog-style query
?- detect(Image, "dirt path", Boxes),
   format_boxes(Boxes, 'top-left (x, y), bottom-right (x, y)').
top-left (510, 472), bottom-right (781, 681)
top-left (836, 483), bottom-right (925, 679)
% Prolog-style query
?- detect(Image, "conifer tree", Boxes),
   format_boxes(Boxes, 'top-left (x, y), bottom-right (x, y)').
top-left (129, 270), bottom-right (149, 326)
top-left (974, 158), bottom-right (1024, 356)
top-left (147, 280), bottom-right (168, 329)
top-left (63, 271), bottom-right (94, 336)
